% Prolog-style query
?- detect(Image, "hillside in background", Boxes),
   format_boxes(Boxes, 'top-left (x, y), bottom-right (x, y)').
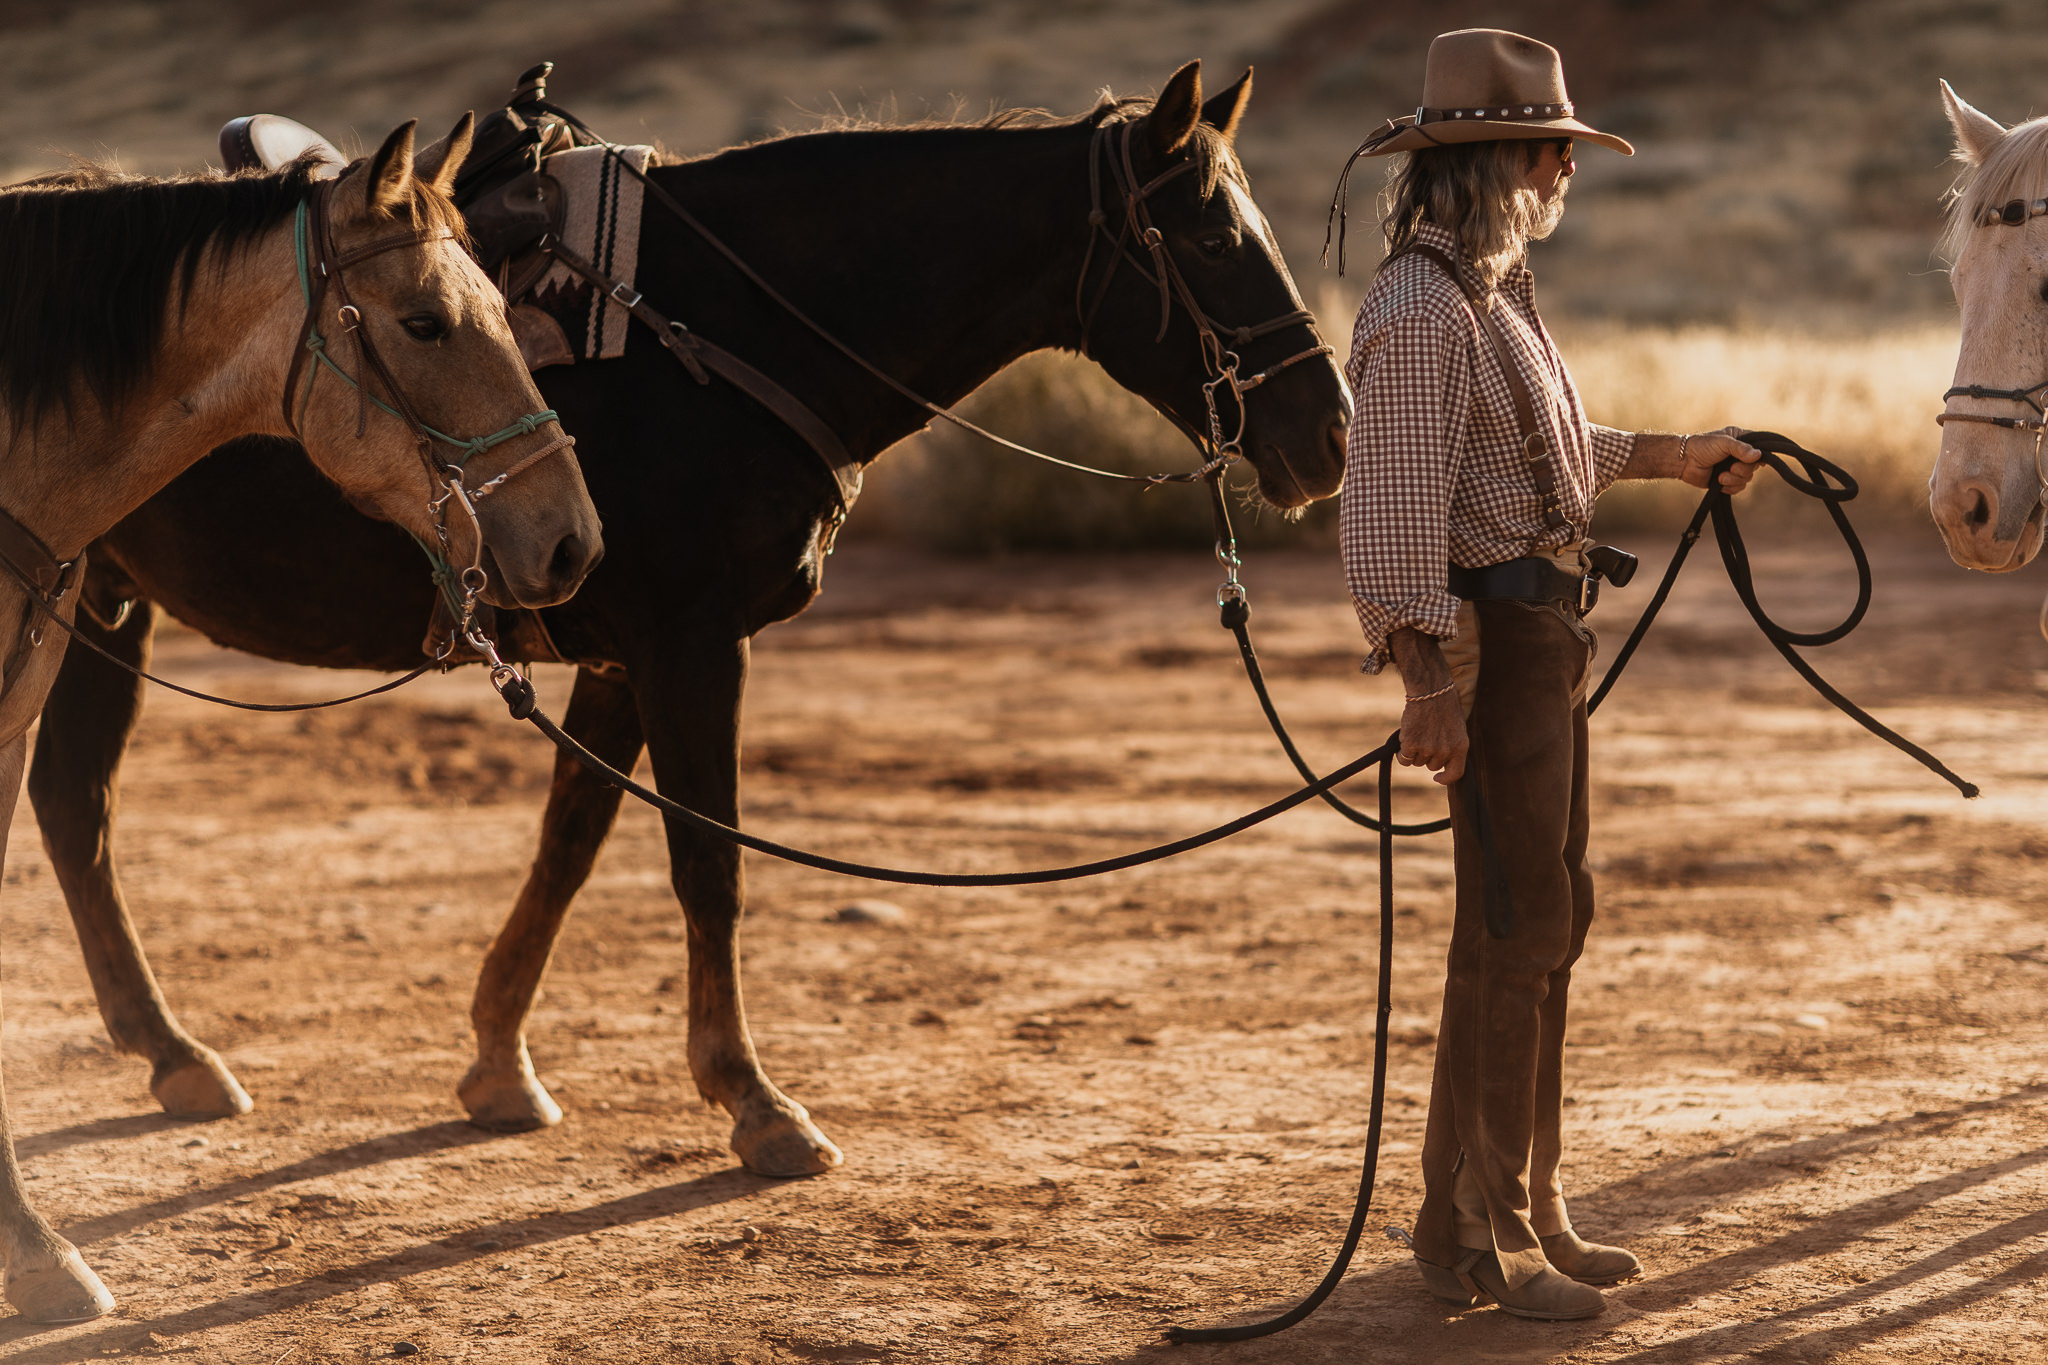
top-left (7, 0), bottom-right (2044, 325)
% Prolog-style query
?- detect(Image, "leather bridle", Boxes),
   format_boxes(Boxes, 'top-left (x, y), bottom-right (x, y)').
top-left (281, 179), bottom-right (574, 641)
top-left (1074, 119), bottom-right (1334, 464)
top-left (1935, 195), bottom-right (2048, 516)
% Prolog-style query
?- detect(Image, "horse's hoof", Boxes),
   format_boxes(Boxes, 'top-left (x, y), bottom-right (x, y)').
top-left (6, 1249), bottom-right (115, 1324)
top-left (151, 1049), bottom-right (254, 1120)
top-left (459, 1064), bottom-right (563, 1132)
top-left (732, 1108), bottom-right (843, 1178)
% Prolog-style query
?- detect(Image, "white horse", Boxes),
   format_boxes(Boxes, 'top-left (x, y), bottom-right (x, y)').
top-left (1934, 81), bottom-right (2048, 591)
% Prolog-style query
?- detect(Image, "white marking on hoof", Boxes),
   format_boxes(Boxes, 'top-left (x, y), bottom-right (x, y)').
top-left (459, 1063), bottom-right (564, 1132)
top-left (151, 1049), bottom-right (254, 1120)
top-left (6, 1248), bottom-right (114, 1324)
top-left (732, 1107), bottom-right (843, 1178)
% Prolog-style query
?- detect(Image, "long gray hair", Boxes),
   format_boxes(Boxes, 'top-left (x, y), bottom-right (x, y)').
top-left (1380, 140), bottom-right (1562, 291)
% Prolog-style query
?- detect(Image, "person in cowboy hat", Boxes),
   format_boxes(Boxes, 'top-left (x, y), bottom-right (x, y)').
top-left (1332, 29), bottom-right (1762, 1320)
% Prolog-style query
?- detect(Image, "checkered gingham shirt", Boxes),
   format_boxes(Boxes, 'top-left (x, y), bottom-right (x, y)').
top-left (1341, 222), bottom-right (1636, 673)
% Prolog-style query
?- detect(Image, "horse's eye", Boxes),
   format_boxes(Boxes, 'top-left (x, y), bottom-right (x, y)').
top-left (1196, 232), bottom-right (1234, 259)
top-left (402, 313), bottom-right (448, 342)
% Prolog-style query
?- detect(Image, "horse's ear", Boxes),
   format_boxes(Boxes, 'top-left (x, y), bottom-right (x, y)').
top-left (1150, 60), bottom-right (1203, 158)
top-left (413, 112), bottom-right (473, 199)
top-left (364, 119), bottom-right (419, 217)
top-left (1942, 79), bottom-right (2006, 167)
top-left (1201, 68), bottom-right (1252, 143)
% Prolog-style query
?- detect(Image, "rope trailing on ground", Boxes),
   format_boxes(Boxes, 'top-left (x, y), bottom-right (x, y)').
top-left (1165, 429), bottom-right (1975, 1345)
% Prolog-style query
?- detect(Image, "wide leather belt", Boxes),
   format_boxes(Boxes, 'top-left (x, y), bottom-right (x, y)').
top-left (1448, 556), bottom-right (1596, 612)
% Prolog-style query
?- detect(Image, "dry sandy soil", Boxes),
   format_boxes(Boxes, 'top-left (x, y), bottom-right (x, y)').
top-left (0, 522), bottom-right (2045, 1364)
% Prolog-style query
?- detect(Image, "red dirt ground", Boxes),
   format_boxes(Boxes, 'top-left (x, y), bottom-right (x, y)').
top-left (2, 530), bottom-right (2046, 1364)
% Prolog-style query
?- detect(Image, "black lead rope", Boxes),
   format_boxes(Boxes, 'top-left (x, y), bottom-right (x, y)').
top-left (1168, 429), bottom-right (1976, 1345)
top-left (499, 679), bottom-right (1398, 887)
top-left (0, 559), bottom-right (434, 712)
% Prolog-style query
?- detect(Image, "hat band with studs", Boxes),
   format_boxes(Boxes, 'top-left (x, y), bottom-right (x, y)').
top-left (1417, 101), bottom-right (1573, 125)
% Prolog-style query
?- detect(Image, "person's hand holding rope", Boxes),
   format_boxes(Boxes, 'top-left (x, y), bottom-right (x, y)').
top-left (1672, 426), bottom-right (1764, 493)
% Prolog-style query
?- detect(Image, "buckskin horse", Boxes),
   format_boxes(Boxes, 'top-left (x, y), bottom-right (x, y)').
top-left (0, 117), bottom-right (601, 1322)
top-left (28, 63), bottom-right (1348, 1193)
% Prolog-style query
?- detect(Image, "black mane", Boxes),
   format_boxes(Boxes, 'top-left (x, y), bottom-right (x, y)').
top-left (0, 159), bottom-right (323, 427)
top-left (695, 91), bottom-right (1242, 199)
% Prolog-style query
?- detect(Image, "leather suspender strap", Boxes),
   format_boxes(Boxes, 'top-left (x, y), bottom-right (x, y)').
top-left (540, 241), bottom-right (863, 520)
top-left (1396, 242), bottom-right (1572, 539)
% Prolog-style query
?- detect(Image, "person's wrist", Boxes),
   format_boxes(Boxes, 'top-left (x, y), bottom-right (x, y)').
top-left (1404, 680), bottom-right (1456, 704)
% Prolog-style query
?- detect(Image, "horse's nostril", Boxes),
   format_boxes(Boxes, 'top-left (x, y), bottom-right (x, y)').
top-left (1966, 487), bottom-right (1992, 530)
top-left (550, 533), bottom-right (594, 587)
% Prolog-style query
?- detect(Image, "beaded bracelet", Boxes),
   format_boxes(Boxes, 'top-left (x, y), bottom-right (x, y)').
top-left (1404, 681), bottom-right (1456, 704)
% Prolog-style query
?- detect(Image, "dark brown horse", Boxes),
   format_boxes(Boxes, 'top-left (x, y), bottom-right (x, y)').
top-left (29, 63), bottom-right (1347, 1188)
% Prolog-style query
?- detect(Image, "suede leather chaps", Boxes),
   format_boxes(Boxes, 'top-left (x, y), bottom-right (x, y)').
top-left (1412, 598), bottom-right (1596, 1292)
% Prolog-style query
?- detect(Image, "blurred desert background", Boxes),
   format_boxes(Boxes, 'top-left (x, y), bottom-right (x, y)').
top-left (13, 7), bottom-right (2048, 1363)
top-left (3, 0), bottom-right (2018, 539)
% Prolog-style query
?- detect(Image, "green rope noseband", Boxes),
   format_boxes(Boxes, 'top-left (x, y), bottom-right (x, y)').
top-left (291, 199), bottom-right (561, 467)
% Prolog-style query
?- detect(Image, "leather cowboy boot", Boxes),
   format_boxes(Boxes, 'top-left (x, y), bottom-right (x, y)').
top-left (1540, 1230), bottom-right (1641, 1285)
top-left (1416, 1250), bottom-right (1605, 1320)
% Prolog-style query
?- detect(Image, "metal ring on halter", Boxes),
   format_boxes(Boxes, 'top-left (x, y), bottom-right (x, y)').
top-left (337, 304), bottom-right (362, 331)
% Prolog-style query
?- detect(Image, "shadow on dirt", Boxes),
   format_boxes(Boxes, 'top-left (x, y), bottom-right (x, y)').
top-left (1113, 1084), bottom-right (2048, 1363)
top-left (0, 1121), bottom-right (773, 1356)
top-left (13, 1110), bottom-right (193, 1160)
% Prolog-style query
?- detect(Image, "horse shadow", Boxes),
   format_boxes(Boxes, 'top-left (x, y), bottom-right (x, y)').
top-left (1106, 1082), bottom-right (2048, 1364)
top-left (6, 1085), bottom-right (2047, 1359)
top-left (0, 1118), bottom-right (771, 1356)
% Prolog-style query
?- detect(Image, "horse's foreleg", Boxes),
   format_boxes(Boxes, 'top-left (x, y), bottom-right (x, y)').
top-left (460, 665), bottom-right (646, 1131)
top-left (27, 600), bottom-right (252, 1120)
top-left (638, 635), bottom-right (842, 1178)
top-left (0, 731), bottom-right (115, 1322)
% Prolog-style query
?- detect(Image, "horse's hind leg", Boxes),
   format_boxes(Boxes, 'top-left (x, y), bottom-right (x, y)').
top-left (636, 636), bottom-right (842, 1178)
top-left (0, 732), bottom-right (114, 1322)
top-left (27, 598), bottom-right (252, 1120)
top-left (461, 665), bottom-right (647, 1130)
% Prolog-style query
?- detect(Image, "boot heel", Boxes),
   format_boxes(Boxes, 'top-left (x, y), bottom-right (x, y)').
top-left (1414, 1256), bottom-right (1484, 1308)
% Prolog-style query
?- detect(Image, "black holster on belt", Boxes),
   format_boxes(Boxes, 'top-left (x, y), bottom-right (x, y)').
top-left (1448, 544), bottom-right (1637, 614)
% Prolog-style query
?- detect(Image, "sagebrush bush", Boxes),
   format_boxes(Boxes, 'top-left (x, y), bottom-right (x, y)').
top-left (850, 351), bottom-right (1337, 554)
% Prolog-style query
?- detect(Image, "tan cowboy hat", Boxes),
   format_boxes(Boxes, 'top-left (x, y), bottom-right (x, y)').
top-left (1360, 29), bottom-right (1633, 158)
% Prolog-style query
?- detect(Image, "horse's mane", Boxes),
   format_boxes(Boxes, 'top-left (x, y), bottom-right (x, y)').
top-left (703, 91), bottom-right (1245, 201)
top-left (1941, 114), bottom-right (2048, 262)
top-left (0, 153), bottom-right (466, 429)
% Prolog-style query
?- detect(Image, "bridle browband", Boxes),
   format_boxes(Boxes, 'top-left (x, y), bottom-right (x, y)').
top-left (1074, 119), bottom-right (1333, 464)
top-left (281, 178), bottom-right (575, 644)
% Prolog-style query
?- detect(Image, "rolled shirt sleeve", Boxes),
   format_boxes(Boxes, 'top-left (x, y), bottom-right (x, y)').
top-left (1588, 422), bottom-right (1637, 497)
top-left (1340, 303), bottom-right (1473, 674)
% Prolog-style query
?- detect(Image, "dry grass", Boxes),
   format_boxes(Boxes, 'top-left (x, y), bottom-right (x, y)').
top-left (1564, 319), bottom-right (1959, 532)
top-left (850, 351), bottom-right (1337, 554)
top-left (855, 316), bottom-right (1962, 553)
